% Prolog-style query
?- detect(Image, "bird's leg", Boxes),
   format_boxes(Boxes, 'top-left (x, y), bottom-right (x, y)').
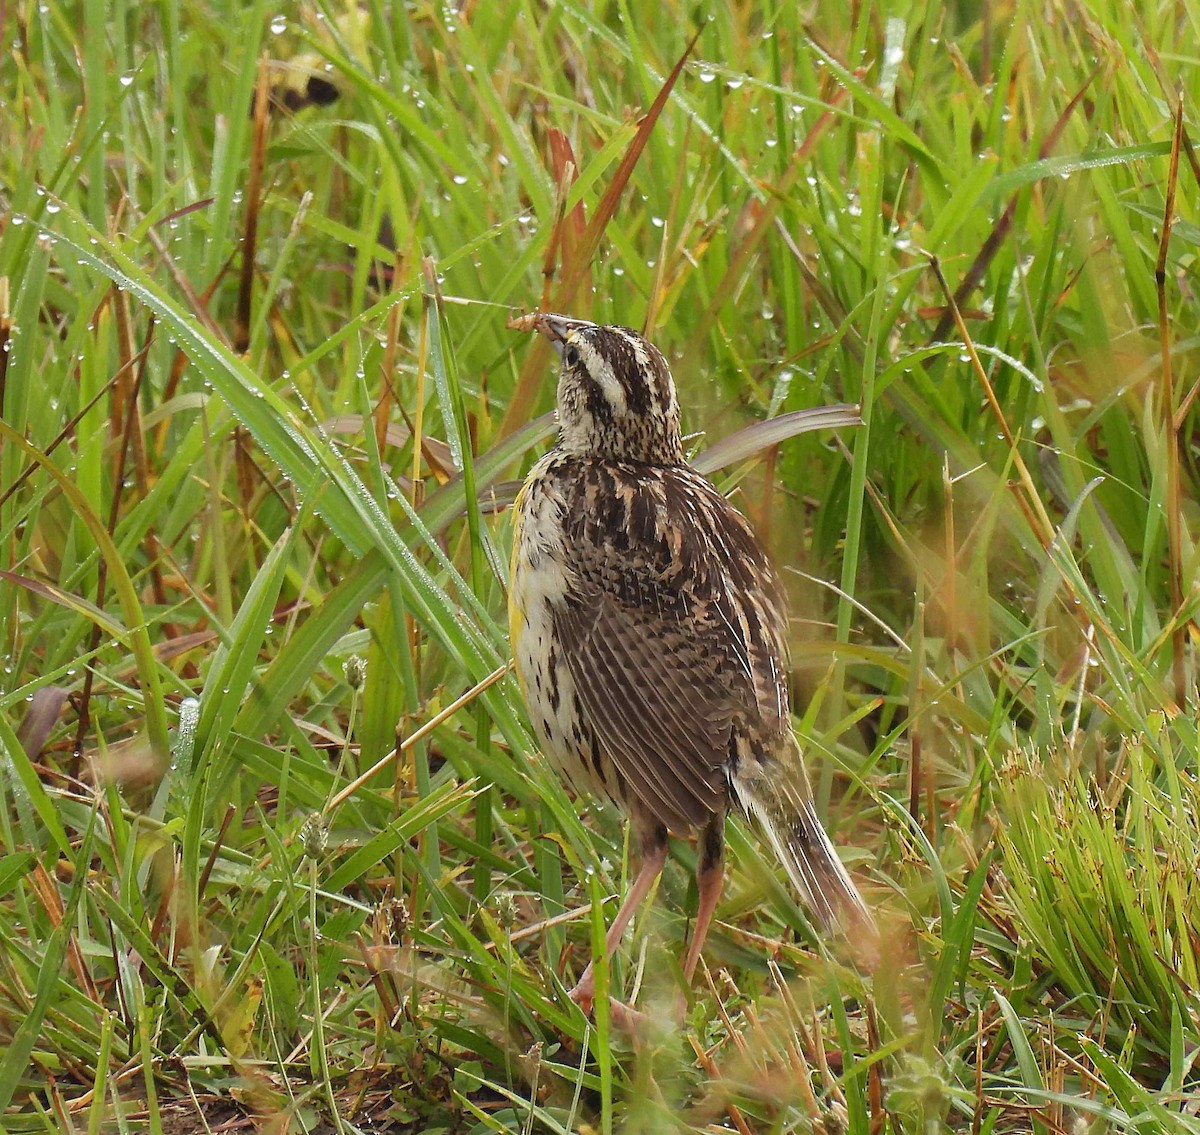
top-left (682, 815), bottom-right (725, 984)
top-left (569, 826), bottom-right (668, 1015)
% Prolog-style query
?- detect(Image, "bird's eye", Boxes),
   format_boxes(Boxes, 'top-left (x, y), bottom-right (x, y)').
top-left (563, 343), bottom-right (581, 368)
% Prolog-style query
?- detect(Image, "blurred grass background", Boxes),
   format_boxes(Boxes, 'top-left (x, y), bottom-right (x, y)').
top-left (2, 0), bottom-right (1199, 1131)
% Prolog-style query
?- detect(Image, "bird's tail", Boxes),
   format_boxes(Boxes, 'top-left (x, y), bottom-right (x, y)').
top-left (733, 746), bottom-right (876, 953)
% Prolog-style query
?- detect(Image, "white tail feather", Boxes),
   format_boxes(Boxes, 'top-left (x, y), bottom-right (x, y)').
top-left (734, 759), bottom-right (876, 948)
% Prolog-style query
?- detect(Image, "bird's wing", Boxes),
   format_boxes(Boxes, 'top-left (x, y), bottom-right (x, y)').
top-left (554, 463), bottom-right (789, 833)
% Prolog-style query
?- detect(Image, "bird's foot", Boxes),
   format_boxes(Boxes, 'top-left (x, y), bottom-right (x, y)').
top-left (568, 981), bottom-right (656, 1034)
top-left (567, 980), bottom-right (594, 1015)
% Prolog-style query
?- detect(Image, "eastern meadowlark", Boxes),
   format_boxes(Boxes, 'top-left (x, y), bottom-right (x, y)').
top-left (508, 312), bottom-right (875, 1018)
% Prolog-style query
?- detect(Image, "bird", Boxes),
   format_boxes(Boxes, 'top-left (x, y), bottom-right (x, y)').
top-left (507, 312), bottom-right (875, 1020)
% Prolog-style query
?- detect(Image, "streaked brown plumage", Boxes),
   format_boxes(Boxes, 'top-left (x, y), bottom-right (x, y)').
top-left (508, 313), bottom-right (874, 1018)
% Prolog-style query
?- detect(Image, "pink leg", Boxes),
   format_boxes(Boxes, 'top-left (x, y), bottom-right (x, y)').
top-left (570, 839), bottom-right (669, 1013)
top-left (682, 857), bottom-right (724, 982)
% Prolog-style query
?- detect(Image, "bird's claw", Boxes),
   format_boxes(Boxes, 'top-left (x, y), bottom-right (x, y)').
top-left (569, 981), bottom-right (675, 1035)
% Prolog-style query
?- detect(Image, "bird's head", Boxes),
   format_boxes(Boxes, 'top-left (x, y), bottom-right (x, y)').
top-left (510, 312), bottom-right (684, 464)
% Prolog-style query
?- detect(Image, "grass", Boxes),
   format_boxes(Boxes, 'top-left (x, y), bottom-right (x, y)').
top-left (2, 0), bottom-right (1199, 1130)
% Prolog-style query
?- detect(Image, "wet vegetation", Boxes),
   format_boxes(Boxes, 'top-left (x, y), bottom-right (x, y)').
top-left (2, 2), bottom-right (1199, 1131)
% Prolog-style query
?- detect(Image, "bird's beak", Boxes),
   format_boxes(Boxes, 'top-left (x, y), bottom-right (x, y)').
top-left (507, 311), bottom-right (596, 357)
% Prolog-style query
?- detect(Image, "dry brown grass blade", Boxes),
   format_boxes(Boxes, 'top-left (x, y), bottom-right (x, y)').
top-left (543, 128), bottom-right (588, 311)
top-left (865, 998), bottom-right (885, 1134)
top-left (1157, 96), bottom-right (1185, 707)
top-left (73, 325), bottom-right (151, 776)
top-left (198, 803), bottom-right (238, 903)
top-left (235, 53), bottom-right (271, 353)
top-left (686, 1033), bottom-right (754, 1135)
top-left (109, 289), bottom-right (137, 447)
top-left (929, 65), bottom-right (1100, 343)
top-left (497, 26), bottom-right (704, 439)
top-left (928, 255), bottom-right (1055, 550)
top-left (28, 860), bottom-right (101, 1005)
top-left (565, 26), bottom-right (703, 298)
